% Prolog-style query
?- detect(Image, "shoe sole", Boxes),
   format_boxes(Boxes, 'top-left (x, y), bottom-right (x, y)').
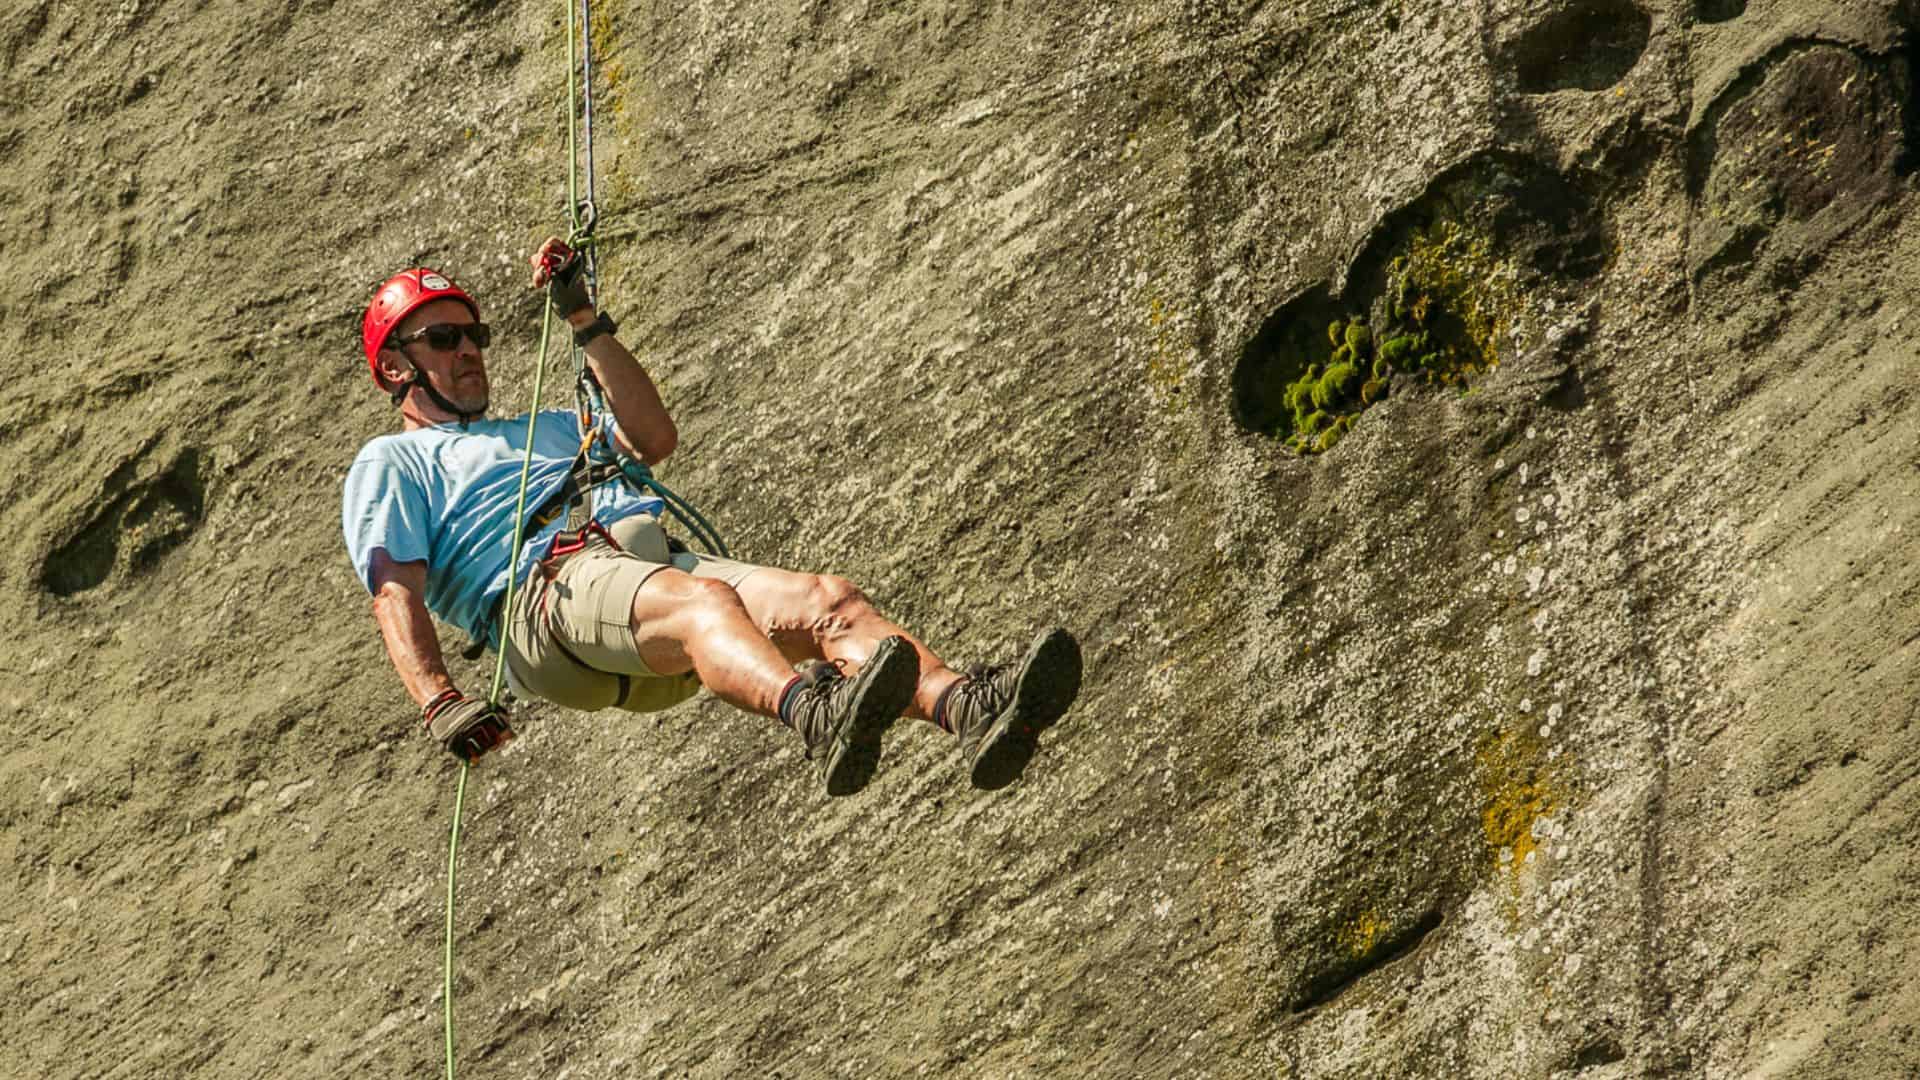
top-left (969, 627), bottom-right (1083, 791)
top-left (821, 636), bottom-right (920, 797)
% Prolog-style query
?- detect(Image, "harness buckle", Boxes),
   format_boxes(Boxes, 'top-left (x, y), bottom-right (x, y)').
top-left (545, 520), bottom-right (614, 561)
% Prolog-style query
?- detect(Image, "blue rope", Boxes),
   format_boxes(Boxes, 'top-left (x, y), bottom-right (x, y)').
top-left (620, 460), bottom-right (730, 558)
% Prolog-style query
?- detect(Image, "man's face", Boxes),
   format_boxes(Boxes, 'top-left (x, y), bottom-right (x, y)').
top-left (385, 298), bottom-right (490, 414)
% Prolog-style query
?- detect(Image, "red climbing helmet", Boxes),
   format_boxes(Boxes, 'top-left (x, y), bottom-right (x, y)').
top-left (361, 268), bottom-right (481, 390)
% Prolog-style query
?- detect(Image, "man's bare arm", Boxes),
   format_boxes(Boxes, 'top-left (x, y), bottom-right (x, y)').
top-left (566, 307), bottom-right (679, 464)
top-left (368, 550), bottom-right (457, 708)
top-left (529, 236), bottom-right (677, 464)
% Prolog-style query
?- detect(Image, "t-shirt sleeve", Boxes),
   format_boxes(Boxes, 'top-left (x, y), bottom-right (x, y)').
top-left (341, 443), bottom-right (433, 594)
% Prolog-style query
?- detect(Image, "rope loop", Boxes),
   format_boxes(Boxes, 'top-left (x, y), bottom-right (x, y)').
top-left (621, 460), bottom-right (732, 558)
top-left (569, 198), bottom-right (600, 248)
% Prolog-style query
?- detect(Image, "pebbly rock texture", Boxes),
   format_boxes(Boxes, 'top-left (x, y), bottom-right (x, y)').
top-left (3, 0), bottom-right (1919, 1076)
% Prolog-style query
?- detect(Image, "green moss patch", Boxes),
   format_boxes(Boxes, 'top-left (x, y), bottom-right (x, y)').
top-left (1232, 154), bottom-right (1603, 453)
top-left (1267, 218), bottom-right (1519, 454)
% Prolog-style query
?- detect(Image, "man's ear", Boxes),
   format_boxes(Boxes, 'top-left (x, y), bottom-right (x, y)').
top-left (375, 346), bottom-right (412, 389)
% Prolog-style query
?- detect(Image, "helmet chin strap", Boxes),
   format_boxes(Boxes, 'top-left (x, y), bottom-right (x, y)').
top-left (388, 352), bottom-right (486, 428)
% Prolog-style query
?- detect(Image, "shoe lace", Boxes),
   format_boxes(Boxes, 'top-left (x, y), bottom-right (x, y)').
top-left (960, 660), bottom-right (1041, 738)
top-left (944, 662), bottom-right (1010, 737)
top-left (793, 660), bottom-right (851, 755)
top-left (963, 661), bottom-right (1001, 684)
top-left (799, 658), bottom-right (849, 692)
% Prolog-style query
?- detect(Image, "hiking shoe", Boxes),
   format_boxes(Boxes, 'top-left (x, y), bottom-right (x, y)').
top-left (948, 627), bottom-right (1083, 791)
top-left (787, 635), bottom-right (920, 797)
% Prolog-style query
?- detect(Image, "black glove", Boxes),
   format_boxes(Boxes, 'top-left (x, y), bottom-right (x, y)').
top-left (532, 237), bottom-right (593, 319)
top-left (422, 692), bottom-right (515, 762)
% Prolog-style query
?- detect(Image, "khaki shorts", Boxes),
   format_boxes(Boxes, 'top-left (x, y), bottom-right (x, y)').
top-left (502, 515), bottom-right (764, 714)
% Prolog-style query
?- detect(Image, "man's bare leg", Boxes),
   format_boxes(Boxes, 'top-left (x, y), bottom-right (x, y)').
top-left (729, 568), bottom-right (962, 723)
top-left (630, 566), bottom-right (923, 795)
top-left (626, 568), bottom-right (803, 717)
top-left (725, 566), bottom-right (1083, 791)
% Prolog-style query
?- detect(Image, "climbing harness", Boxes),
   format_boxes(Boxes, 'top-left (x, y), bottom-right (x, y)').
top-left (440, 1), bottom-right (730, 1076)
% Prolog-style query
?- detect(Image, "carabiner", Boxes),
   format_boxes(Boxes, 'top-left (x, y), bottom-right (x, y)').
top-left (569, 199), bottom-right (599, 248)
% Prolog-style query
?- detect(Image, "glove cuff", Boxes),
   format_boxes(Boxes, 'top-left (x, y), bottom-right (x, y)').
top-left (421, 688), bottom-right (463, 725)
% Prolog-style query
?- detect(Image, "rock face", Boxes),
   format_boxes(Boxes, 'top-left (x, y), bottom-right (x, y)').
top-left (3, 0), bottom-right (1918, 1076)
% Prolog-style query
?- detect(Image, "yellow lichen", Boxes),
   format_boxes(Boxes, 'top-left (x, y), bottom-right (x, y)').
top-left (589, 3), bottom-right (655, 211)
top-left (590, 4), bottom-right (626, 119)
top-left (1336, 910), bottom-right (1384, 958)
top-left (1143, 292), bottom-right (1193, 413)
top-left (1475, 728), bottom-right (1563, 892)
top-left (1148, 294), bottom-right (1170, 328)
top-left (1392, 220), bottom-right (1523, 372)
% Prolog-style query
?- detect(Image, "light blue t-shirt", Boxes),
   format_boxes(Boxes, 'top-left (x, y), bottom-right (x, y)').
top-left (341, 409), bottom-right (666, 649)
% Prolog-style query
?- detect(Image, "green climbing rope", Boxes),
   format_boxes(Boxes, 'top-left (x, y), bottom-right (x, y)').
top-left (443, 245), bottom-right (566, 1080)
top-left (441, 0), bottom-right (727, 1071)
top-left (442, 761), bottom-right (469, 1079)
top-left (442, 9), bottom-right (575, 1070)
top-left (485, 310), bottom-right (562, 707)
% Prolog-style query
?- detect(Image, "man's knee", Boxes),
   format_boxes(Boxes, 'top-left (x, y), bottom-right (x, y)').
top-left (632, 570), bottom-right (743, 631)
top-left (810, 574), bottom-right (868, 614)
top-left (804, 574), bottom-right (873, 632)
top-left (686, 576), bottom-right (754, 633)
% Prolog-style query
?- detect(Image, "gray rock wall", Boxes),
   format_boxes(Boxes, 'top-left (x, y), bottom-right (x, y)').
top-left (2, 0), bottom-right (1916, 1076)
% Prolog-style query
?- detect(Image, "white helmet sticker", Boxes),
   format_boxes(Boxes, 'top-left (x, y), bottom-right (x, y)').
top-left (421, 273), bottom-right (452, 290)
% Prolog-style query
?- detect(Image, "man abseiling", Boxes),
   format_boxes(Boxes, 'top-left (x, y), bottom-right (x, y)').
top-left (340, 239), bottom-right (1082, 795)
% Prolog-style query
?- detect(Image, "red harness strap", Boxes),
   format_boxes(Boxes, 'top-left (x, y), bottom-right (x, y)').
top-left (542, 519), bottom-right (616, 560)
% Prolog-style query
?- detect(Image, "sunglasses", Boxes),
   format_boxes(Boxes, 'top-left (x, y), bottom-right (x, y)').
top-left (393, 322), bottom-right (492, 351)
